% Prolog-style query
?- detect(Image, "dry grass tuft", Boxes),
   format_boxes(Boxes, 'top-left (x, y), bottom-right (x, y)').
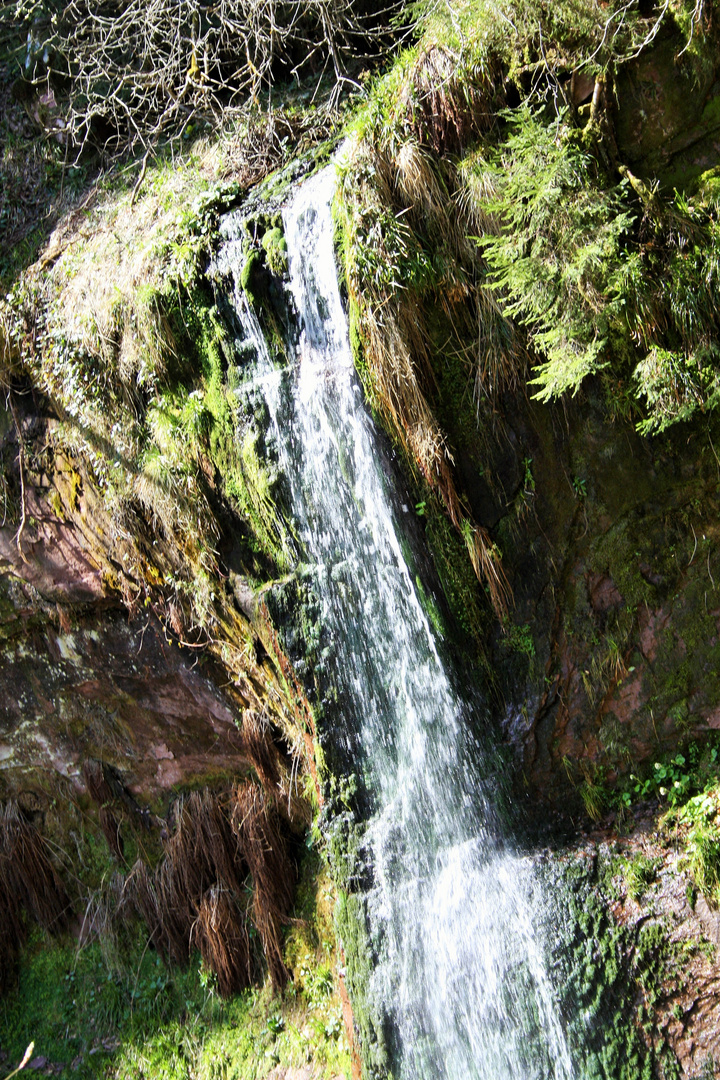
top-left (165, 790), bottom-right (246, 901)
top-left (241, 710), bottom-right (283, 792)
top-left (124, 858), bottom-right (181, 966)
top-left (125, 785), bottom-right (297, 992)
top-left (82, 759), bottom-right (125, 860)
top-left (402, 45), bottom-right (499, 156)
top-left (192, 886), bottom-right (253, 999)
top-left (232, 782), bottom-right (295, 990)
top-left (81, 759), bottom-right (114, 806)
top-left (124, 857), bottom-right (191, 967)
top-left (0, 801), bottom-right (70, 932)
top-left (98, 806), bottom-right (125, 862)
top-left (0, 801), bottom-right (71, 985)
top-left (0, 301), bottom-right (18, 378)
top-left (154, 857), bottom-right (194, 966)
top-left (0, 840), bottom-right (25, 990)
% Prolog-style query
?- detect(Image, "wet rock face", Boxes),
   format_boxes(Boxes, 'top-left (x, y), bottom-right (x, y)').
top-left (614, 22), bottom-right (720, 190)
top-left (0, 591), bottom-right (249, 803)
top-left (0, 556), bottom-right (249, 802)
top-left (0, 397), bottom-right (254, 810)
top-left (547, 830), bottom-right (720, 1078)
top-left (449, 378), bottom-right (720, 818)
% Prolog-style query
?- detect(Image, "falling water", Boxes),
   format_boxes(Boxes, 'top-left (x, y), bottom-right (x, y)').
top-left (220, 164), bottom-right (576, 1078)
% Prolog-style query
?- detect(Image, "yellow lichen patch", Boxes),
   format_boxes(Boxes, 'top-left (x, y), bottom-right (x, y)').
top-left (49, 490), bottom-right (65, 521)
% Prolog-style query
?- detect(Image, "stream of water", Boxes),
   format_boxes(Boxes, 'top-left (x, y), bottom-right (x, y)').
top-left (221, 164), bottom-right (576, 1079)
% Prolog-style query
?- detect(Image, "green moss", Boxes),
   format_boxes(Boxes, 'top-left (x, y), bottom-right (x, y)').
top-left (423, 494), bottom-right (488, 647)
top-left (166, 290), bottom-right (294, 573)
top-left (334, 890), bottom-right (389, 1080)
top-left (543, 853), bottom-right (681, 1079)
top-left (49, 489), bottom-right (65, 520)
top-left (0, 842), bottom-right (352, 1080)
top-left (240, 250), bottom-right (264, 308)
top-left (642, 568), bottom-right (720, 732)
top-left (262, 227), bottom-right (289, 277)
top-left (413, 573), bottom-right (444, 638)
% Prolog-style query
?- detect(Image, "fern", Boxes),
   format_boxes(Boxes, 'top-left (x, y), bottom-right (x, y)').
top-left (477, 109), bottom-right (634, 399)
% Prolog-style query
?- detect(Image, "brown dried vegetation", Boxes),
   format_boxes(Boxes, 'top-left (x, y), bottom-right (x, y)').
top-left (403, 45), bottom-right (499, 156)
top-left (192, 885), bottom-right (253, 998)
top-left (124, 784), bottom-right (295, 995)
top-left (241, 710), bottom-right (283, 792)
top-left (338, 119), bottom-right (516, 618)
top-left (232, 782), bottom-right (296, 990)
top-left (0, 801), bottom-right (70, 988)
top-left (82, 759), bottom-right (125, 861)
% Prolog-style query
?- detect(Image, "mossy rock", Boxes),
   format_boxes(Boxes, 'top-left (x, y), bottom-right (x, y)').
top-left (240, 249), bottom-right (266, 308)
top-left (262, 227), bottom-right (289, 277)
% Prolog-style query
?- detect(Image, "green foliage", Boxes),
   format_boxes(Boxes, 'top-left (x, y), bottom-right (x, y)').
top-left (344, 195), bottom-right (435, 297)
top-left (0, 850), bottom-right (351, 1080)
top-left (0, 932), bottom-right (202, 1079)
top-left (613, 739), bottom-right (720, 907)
top-left (502, 621), bottom-right (535, 658)
top-left (661, 770), bottom-right (720, 904)
top-left (478, 109), bottom-right (634, 399)
top-left (622, 854), bottom-right (659, 902)
top-left (477, 109), bottom-right (720, 430)
top-left (626, 188), bottom-right (720, 433)
top-left (405, 0), bottom-right (666, 79)
top-left (624, 741), bottom-right (720, 809)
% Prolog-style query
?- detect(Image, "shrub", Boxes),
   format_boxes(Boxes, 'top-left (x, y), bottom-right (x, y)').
top-left (1, 0), bottom-right (403, 156)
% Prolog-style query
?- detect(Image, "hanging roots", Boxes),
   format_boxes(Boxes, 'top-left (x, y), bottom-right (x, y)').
top-left (164, 790), bottom-right (246, 902)
top-left (83, 760), bottom-right (125, 861)
top-left (0, 801), bottom-right (70, 987)
top-left (232, 782), bottom-right (295, 990)
top-left (241, 711), bottom-right (283, 792)
top-left (125, 785), bottom-right (295, 993)
top-left (192, 886), bottom-right (253, 999)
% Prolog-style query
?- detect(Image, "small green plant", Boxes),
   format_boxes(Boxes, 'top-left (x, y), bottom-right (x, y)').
top-left (521, 456), bottom-right (535, 493)
top-left (579, 773), bottom-right (606, 822)
top-left (687, 828), bottom-right (720, 904)
top-left (266, 1013), bottom-right (285, 1034)
top-left (625, 746), bottom-right (715, 809)
top-left (502, 620), bottom-right (535, 658)
top-left (572, 475), bottom-right (587, 500)
top-left (623, 854), bottom-right (659, 902)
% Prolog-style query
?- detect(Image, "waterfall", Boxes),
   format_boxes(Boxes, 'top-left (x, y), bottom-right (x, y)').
top-left (220, 164), bottom-right (576, 1079)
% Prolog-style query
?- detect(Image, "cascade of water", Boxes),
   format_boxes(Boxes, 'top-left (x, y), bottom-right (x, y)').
top-left (222, 165), bottom-right (576, 1079)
